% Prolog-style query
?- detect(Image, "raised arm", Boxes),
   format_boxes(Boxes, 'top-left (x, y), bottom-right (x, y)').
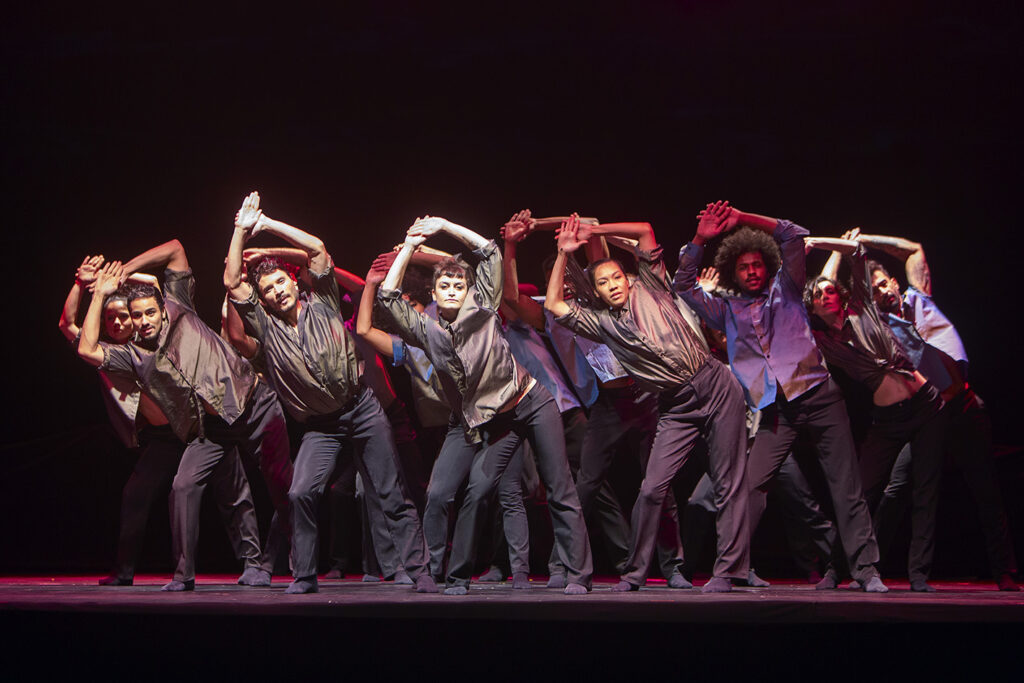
top-left (356, 254), bottom-right (399, 359)
top-left (224, 191), bottom-right (262, 301)
top-left (544, 215), bottom-right (587, 319)
top-left (812, 229), bottom-right (861, 281)
top-left (78, 261), bottom-right (126, 366)
top-left (856, 233), bottom-right (932, 295)
top-left (221, 296), bottom-right (260, 359)
top-left (501, 209), bottom-right (546, 331)
top-left (407, 216), bottom-right (490, 251)
top-left (123, 238), bottom-right (188, 275)
top-left (252, 209), bottom-right (330, 275)
top-left (59, 255), bottom-right (105, 341)
top-left (571, 220), bottom-right (657, 253)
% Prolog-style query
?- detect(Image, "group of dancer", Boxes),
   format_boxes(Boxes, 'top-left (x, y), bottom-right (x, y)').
top-left (59, 193), bottom-right (1020, 594)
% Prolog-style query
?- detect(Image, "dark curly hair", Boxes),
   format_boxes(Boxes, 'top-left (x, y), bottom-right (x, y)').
top-left (125, 283), bottom-right (165, 311)
top-left (249, 257), bottom-right (300, 291)
top-left (103, 285), bottom-right (131, 310)
top-left (802, 275), bottom-right (850, 314)
top-left (713, 227), bottom-right (782, 291)
top-left (432, 255), bottom-right (475, 289)
top-left (402, 265), bottom-right (434, 308)
top-left (865, 258), bottom-right (891, 280)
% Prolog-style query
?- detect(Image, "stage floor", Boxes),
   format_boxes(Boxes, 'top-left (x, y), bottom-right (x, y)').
top-left (3, 574), bottom-right (1022, 679)
top-left (2, 574), bottom-right (1022, 623)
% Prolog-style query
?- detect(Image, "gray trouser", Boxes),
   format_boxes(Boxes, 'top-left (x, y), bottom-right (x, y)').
top-left (170, 382), bottom-right (293, 582)
top-left (747, 377), bottom-right (880, 583)
top-left (622, 359), bottom-right (749, 584)
top-left (443, 384), bottom-right (593, 588)
top-left (287, 387), bottom-right (428, 580)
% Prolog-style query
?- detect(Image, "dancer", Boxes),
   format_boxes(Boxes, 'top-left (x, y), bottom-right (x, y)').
top-left (224, 192), bottom-right (436, 594)
top-left (857, 233), bottom-right (1018, 591)
top-left (77, 242), bottom-right (293, 592)
top-left (805, 233), bottom-right (946, 592)
top-left (546, 214), bottom-right (749, 593)
top-left (674, 202), bottom-right (886, 592)
top-left (61, 258), bottom-right (267, 586)
top-left (371, 215), bottom-right (593, 595)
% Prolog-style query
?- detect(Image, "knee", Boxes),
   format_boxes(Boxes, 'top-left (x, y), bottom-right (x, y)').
top-left (288, 485), bottom-right (318, 509)
top-left (636, 483), bottom-right (666, 509)
top-left (171, 474), bottom-right (201, 499)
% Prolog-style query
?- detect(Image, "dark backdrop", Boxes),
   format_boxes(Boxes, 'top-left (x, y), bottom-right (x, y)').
top-left (2, 1), bottom-right (1021, 574)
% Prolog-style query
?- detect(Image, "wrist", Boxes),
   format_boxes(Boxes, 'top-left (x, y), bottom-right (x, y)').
top-left (692, 234), bottom-right (706, 247)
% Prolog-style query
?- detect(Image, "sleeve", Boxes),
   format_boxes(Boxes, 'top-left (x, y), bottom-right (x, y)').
top-left (229, 286), bottom-right (269, 340)
top-left (162, 268), bottom-right (196, 311)
top-left (673, 243), bottom-right (729, 332)
top-left (773, 220), bottom-right (811, 294)
top-left (846, 244), bottom-right (873, 309)
top-left (99, 341), bottom-right (137, 378)
top-left (377, 287), bottom-right (431, 350)
top-left (309, 257), bottom-right (341, 312)
top-left (471, 240), bottom-right (503, 310)
top-left (634, 245), bottom-right (671, 294)
top-left (554, 301), bottom-right (605, 343)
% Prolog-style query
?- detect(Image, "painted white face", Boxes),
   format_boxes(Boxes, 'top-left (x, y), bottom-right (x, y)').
top-left (433, 274), bottom-right (468, 317)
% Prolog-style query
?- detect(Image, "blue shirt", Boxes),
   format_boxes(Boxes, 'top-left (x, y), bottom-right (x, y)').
top-left (505, 318), bottom-right (581, 414)
top-left (902, 287), bottom-right (969, 379)
top-left (674, 220), bottom-right (830, 410)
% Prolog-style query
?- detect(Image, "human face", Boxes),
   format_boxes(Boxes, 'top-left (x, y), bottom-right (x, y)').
top-left (870, 269), bottom-right (902, 314)
top-left (811, 280), bottom-right (843, 318)
top-left (130, 296), bottom-right (163, 342)
top-left (257, 269), bottom-right (300, 315)
top-left (103, 300), bottom-right (133, 344)
top-left (592, 261), bottom-right (629, 308)
top-left (734, 251), bottom-right (768, 294)
top-left (433, 274), bottom-right (468, 318)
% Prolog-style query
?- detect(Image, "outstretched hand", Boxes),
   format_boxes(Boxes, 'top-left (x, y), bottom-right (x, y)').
top-left (841, 227), bottom-right (861, 242)
top-left (698, 266), bottom-right (720, 292)
top-left (555, 213), bottom-right (587, 253)
top-left (94, 261), bottom-right (126, 297)
top-left (76, 255), bottom-right (105, 286)
top-left (367, 252), bottom-right (397, 285)
top-left (695, 200), bottom-right (735, 242)
top-left (501, 209), bottom-right (534, 244)
top-left (234, 191), bottom-right (262, 233)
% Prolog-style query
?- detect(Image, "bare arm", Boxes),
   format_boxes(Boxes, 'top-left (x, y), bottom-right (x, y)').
top-left (333, 267), bottom-right (366, 293)
top-left (355, 256), bottom-right (398, 359)
top-left (544, 215), bottom-right (588, 318)
top-left (856, 233), bottom-right (932, 295)
top-left (811, 229), bottom-right (861, 281)
top-left (408, 216), bottom-right (490, 251)
top-left (253, 214), bottom-right (330, 274)
top-left (224, 192), bottom-right (261, 301)
top-left (221, 296), bottom-right (260, 359)
top-left (123, 239), bottom-right (188, 275)
top-left (574, 221), bottom-right (657, 252)
top-left (59, 255), bottom-right (105, 341)
top-left (79, 262), bottom-right (125, 366)
top-left (500, 210), bottom-right (546, 331)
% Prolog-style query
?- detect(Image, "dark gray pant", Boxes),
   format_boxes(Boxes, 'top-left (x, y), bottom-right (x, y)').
top-left (288, 387), bottom-right (427, 580)
top-left (444, 383), bottom-right (593, 588)
top-left (622, 359), bottom-right (749, 584)
top-left (170, 382), bottom-right (293, 582)
top-left (423, 423), bottom-right (481, 578)
top-left (747, 378), bottom-right (879, 583)
top-left (112, 426), bottom-right (262, 580)
top-left (687, 452), bottom-right (836, 578)
top-left (860, 382), bottom-right (945, 583)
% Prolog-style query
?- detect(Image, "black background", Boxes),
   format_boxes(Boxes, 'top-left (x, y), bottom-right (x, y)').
top-left (3, 1), bottom-right (1022, 573)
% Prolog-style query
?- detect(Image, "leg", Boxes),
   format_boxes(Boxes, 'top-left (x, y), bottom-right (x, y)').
top-left (496, 440), bottom-right (531, 577)
top-left (423, 423), bottom-right (479, 578)
top-left (208, 448), bottom-right (262, 573)
top-left (906, 390), bottom-right (947, 585)
top-left (168, 438), bottom-right (230, 587)
top-left (288, 429), bottom-right (344, 586)
top-left (773, 453), bottom-right (837, 579)
top-left (326, 458), bottom-right (358, 577)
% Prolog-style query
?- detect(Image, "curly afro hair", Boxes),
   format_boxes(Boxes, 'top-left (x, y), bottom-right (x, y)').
top-left (712, 227), bottom-right (782, 291)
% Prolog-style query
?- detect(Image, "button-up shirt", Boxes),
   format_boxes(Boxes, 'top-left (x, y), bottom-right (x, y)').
top-left (505, 318), bottom-right (581, 414)
top-left (884, 314), bottom-right (954, 392)
top-left (101, 269), bottom-right (257, 442)
top-left (675, 220), bottom-right (830, 410)
top-left (231, 264), bottom-right (362, 423)
top-left (810, 247), bottom-right (917, 393)
top-left (901, 287), bottom-right (969, 378)
top-left (556, 245), bottom-right (709, 394)
top-left (378, 240), bottom-right (531, 431)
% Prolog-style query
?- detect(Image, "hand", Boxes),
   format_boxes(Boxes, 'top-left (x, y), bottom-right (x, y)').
top-left (406, 215), bottom-right (447, 241)
top-left (555, 213), bottom-right (587, 253)
top-left (367, 252), bottom-right (397, 285)
top-left (695, 200), bottom-right (732, 242)
top-left (234, 191), bottom-right (262, 232)
top-left (698, 266), bottom-right (720, 292)
top-left (94, 261), bottom-right (126, 297)
top-left (841, 227), bottom-right (861, 242)
top-left (242, 248), bottom-right (266, 268)
top-left (76, 255), bottom-right (105, 286)
top-left (501, 209), bottom-right (533, 244)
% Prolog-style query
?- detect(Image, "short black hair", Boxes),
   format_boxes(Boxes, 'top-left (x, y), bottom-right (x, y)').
top-left (866, 258), bottom-right (890, 279)
top-left (713, 227), bottom-right (782, 291)
top-left (432, 256), bottom-right (475, 289)
top-left (103, 285), bottom-right (131, 310)
top-left (250, 257), bottom-right (297, 288)
top-left (126, 283), bottom-right (164, 311)
top-left (586, 257), bottom-right (626, 290)
top-left (402, 265), bottom-right (434, 308)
